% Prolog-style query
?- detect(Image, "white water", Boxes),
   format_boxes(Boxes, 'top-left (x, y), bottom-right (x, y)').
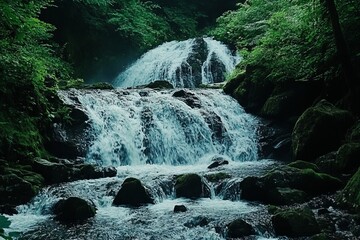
top-left (114, 38), bottom-right (240, 88)
top-left (4, 38), bottom-right (281, 240)
top-left (58, 88), bottom-right (258, 167)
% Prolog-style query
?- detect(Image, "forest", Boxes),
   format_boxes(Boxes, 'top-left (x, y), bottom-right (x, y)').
top-left (1, 0), bottom-right (360, 239)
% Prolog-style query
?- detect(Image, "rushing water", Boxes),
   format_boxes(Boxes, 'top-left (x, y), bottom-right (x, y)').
top-left (114, 38), bottom-right (240, 88)
top-left (5, 38), bottom-right (281, 239)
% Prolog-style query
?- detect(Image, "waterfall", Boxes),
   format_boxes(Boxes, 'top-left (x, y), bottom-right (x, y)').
top-left (114, 37), bottom-right (240, 88)
top-left (58, 88), bottom-right (258, 167)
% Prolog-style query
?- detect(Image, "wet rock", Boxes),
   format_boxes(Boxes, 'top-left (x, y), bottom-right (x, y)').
top-left (338, 167), bottom-right (360, 211)
top-left (32, 158), bottom-right (70, 184)
top-left (0, 165), bottom-right (44, 206)
top-left (0, 205), bottom-right (18, 215)
top-left (292, 100), bottom-right (353, 161)
top-left (75, 164), bottom-right (117, 180)
top-left (272, 207), bottom-right (320, 237)
top-left (201, 111), bottom-right (228, 142)
top-left (335, 143), bottom-right (360, 174)
top-left (45, 105), bottom-right (90, 160)
top-left (240, 166), bottom-right (342, 205)
top-left (172, 90), bottom-right (201, 108)
top-left (113, 178), bottom-right (154, 207)
top-left (145, 80), bottom-right (173, 89)
top-left (207, 159), bottom-right (229, 169)
top-left (315, 152), bottom-right (339, 176)
top-left (175, 174), bottom-right (210, 199)
top-left (174, 205), bottom-right (187, 213)
top-left (54, 197), bottom-right (96, 223)
top-left (288, 160), bottom-right (320, 172)
top-left (184, 216), bottom-right (210, 228)
top-left (227, 219), bottom-right (255, 238)
top-left (204, 172), bottom-right (231, 183)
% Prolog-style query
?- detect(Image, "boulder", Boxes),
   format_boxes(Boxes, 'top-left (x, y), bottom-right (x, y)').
top-left (292, 100), bottom-right (353, 161)
top-left (145, 80), bottom-right (173, 89)
top-left (271, 207), bottom-right (320, 237)
top-left (175, 174), bottom-right (210, 199)
top-left (315, 152), bottom-right (340, 176)
top-left (227, 219), bottom-right (255, 238)
top-left (174, 205), bottom-right (187, 213)
top-left (54, 197), bottom-right (96, 223)
top-left (113, 178), bottom-right (154, 207)
top-left (0, 174), bottom-right (37, 206)
top-left (288, 160), bottom-right (320, 172)
top-left (204, 172), bottom-right (231, 183)
top-left (338, 167), bottom-right (360, 211)
top-left (348, 120), bottom-right (360, 142)
top-left (32, 158), bottom-right (69, 184)
top-left (240, 166), bottom-right (342, 205)
top-left (172, 90), bottom-right (201, 108)
top-left (335, 143), bottom-right (360, 174)
top-left (207, 159), bottom-right (229, 169)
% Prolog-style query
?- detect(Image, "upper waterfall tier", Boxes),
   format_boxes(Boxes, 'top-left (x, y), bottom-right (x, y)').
top-left (114, 38), bottom-right (240, 88)
top-left (58, 89), bottom-right (258, 166)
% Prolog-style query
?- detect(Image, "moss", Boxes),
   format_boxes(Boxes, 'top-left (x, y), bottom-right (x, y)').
top-left (335, 143), bottom-right (360, 174)
top-left (204, 172), bottom-right (231, 182)
top-left (145, 80), bottom-right (173, 89)
top-left (292, 100), bottom-right (353, 161)
top-left (288, 160), bottom-right (320, 172)
top-left (260, 90), bottom-right (295, 118)
top-left (339, 167), bottom-right (360, 211)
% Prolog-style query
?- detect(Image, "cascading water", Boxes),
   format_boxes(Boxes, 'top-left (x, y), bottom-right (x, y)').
top-left (58, 88), bottom-right (258, 166)
top-left (114, 37), bottom-right (240, 88)
top-left (5, 38), bottom-right (281, 240)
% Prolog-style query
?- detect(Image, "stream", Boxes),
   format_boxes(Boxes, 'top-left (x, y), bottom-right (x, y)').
top-left (6, 38), bottom-right (283, 240)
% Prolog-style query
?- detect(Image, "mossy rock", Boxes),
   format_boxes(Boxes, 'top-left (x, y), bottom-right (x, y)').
top-left (348, 120), bottom-right (360, 142)
top-left (338, 167), bottom-right (360, 211)
top-left (260, 90), bottom-right (296, 118)
top-left (288, 160), bottom-right (320, 172)
top-left (309, 233), bottom-right (329, 240)
top-left (271, 207), bottom-right (320, 237)
top-left (335, 143), bottom-right (360, 174)
top-left (113, 177), bottom-right (154, 207)
top-left (54, 197), bottom-right (96, 223)
top-left (81, 82), bottom-right (114, 90)
top-left (315, 152), bottom-right (340, 176)
top-left (292, 100), bottom-right (353, 161)
top-left (240, 166), bottom-right (342, 205)
top-left (175, 174), bottom-right (209, 199)
top-left (227, 219), bottom-right (255, 238)
top-left (145, 80), bottom-right (173, 89)
top-left (204, 172), bottom-right (231, 183)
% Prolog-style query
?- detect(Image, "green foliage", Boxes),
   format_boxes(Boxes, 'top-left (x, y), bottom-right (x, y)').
top-left (0, 0), bottom-right (74, 160)
top-left (211, 0), bottom-right (360, 84)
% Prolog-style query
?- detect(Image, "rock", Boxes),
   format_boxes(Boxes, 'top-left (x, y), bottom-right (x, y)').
top-left (271, 207), bottom-right (320, 237)
top-left (0, 165), bottom-right (44, 206)
top-left (207, 159), bottom-right (229, 169)
top-left (184, 216), bottom-right (210, 228)
top-left (32, 158), bottom-right (70, 184)
top-left (0, 205), bottom-right (18, 215)
top-left (288, 160), bottom-right (320, 172)
top-left (227, 219), bottom-right (255, 238)
top-left (348, 120), bottom-right (360, 142)
top-left (174, 205), bottom-right (187, 213)
top-left (315, 152), bottom-right (340, 176)
top-left (204, 172), bottom-right (231, 183)
top-left (53, 197), bottom-right (96, 223)
top-left (261, 90), bottom-right (297, 118)
top-left (145, 80), bottom-right (173, 89)
top-left (75, 164), bottom-right (117, 180)
top-left (292, 100), bottom-right (353, 161)
top-left (200, 111), bottom-right (227, 142)
top-left (81, 82), bottom-right (114, 90)
top-left (113, 178), bottom-right (154, 207)
top-left (338, 167), bottom-right (360, 211)
top-left (172, 90), bottom-right (201, 108)
top-left (240, 166), bottom-right (342, 204)
top-left (335, 143), bottom-right (360, 174)
top-left (309, 233), bottom-right (329, 240)
top-left (175, 174), bottom-right (210, 199)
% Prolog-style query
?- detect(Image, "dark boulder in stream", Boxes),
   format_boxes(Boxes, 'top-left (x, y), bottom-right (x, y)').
top-left (113, 177), bottom-right (154, 207)
top-left (54, 197), bottom-right (96, 224)
top-left (227, 219), bottom-right (255, 238)
top-left (175, 173), bottom-right (210, 199)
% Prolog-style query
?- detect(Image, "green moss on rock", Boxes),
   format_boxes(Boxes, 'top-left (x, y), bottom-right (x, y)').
top-left (339, 167), bottom-right (360, 211)
top-left (227, 219), bottom-right (255, 238)
top-left (292, 100), bottom-right (353, 161)
top-left (271, 207), bottom-right (320, 237)
top-left (335, 143), bottom-right (360, 174)
top-left (288, 160), bottom-right (320, 172)
top-left (204, 172), bottom-right (231, 183)
top-left (175, 174), bottom-right (209, 199)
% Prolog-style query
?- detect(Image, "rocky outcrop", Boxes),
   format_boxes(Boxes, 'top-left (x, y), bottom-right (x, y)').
top-left (240, 165), bottom-right (342, 205)
top-left (175, 174), bottom-right (210, 199)
top-left (172, 90), bottom-right (201, 108)
top-left (113, 178), bottom-right (154, 207)
top-left (338, 167), bottom-right (360, 211)
top-left (292, 100), bottom-right (353, 161)
top-left (53, 197), bottom-right (96, 223)
top-left (32, 158), bottom-right (116, 184)
top-left (271, 207), bottom-right (320, 237)
top-left (227, 219), bottom-right (255, 238)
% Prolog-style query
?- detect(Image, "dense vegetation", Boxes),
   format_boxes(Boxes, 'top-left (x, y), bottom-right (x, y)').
top-left (213, 0), bottom-right (360, 112)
